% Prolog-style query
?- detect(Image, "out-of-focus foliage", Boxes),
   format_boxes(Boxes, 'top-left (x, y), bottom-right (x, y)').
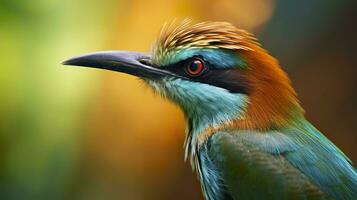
top-left (0, 0), bottom-right (356, 199)
top-left (0, 0), bottom-right (113, 199)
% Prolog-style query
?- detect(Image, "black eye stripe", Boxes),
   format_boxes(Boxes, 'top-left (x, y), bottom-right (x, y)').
top-left (163, 57), bottom-right (250, 94)
top-left (200, 69), bottom-right (250, 94)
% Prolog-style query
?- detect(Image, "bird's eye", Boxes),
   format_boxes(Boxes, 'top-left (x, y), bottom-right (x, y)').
top-left (185, 58), bottom-right (206, 76)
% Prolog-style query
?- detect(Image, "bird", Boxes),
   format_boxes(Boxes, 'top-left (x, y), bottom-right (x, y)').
top-left (63, 20), bottom-right (357, 200)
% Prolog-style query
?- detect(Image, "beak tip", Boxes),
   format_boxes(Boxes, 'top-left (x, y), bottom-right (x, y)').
top-left (61, 57), bottom-right (85, 66)
top-left (61, 58), bottom-right (74, 66)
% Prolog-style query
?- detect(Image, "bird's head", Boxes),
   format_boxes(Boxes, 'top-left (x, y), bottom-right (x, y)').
top-left (63, 21), bottom-right (304, 134)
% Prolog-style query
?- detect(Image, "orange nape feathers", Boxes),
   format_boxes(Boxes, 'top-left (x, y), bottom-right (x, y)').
top-left (153, 20), bottom-right (304, 131)
top-left (234, 44), bottom-right (304, 130)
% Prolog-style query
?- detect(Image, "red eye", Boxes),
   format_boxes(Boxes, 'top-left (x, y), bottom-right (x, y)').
top-left (185, 59), bottom-right (206, 76)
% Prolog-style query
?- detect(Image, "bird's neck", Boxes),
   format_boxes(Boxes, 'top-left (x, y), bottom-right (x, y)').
top-left (161, 79), bottom-right (249, 162)
top-left (233, 45), bottom-right (305, 130)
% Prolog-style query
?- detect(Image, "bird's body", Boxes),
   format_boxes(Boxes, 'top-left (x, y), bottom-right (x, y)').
top-left (198, 122), bottom-right (356, 200)
top-left (64, 20), bottom-right (357, 200)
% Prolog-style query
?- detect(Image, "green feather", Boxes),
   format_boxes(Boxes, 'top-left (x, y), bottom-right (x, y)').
top-left (207, 119), bottom-right (357, 199)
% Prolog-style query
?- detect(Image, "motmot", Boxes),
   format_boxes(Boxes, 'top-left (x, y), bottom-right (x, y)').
top-left (63, 21), bottom-right (357, 200)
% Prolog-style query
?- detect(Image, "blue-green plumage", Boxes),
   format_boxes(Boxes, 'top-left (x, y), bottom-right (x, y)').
top-left (202, 119), bottom-right (357, 199)
top-left (149, 76), bottom-right (357, 199)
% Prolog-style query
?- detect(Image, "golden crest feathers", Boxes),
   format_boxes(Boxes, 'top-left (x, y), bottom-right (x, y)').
top-left (151, 19), bottom-right (260, 64)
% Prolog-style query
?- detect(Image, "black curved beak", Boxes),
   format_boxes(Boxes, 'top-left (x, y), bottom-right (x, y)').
top-left (62, 51), bottom-right (180, 79)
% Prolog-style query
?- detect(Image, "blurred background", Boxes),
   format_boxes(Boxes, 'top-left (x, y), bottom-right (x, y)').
top-left (0, 0), bottom-right (356, 199)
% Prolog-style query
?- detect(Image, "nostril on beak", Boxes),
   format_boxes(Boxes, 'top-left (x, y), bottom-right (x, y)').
top-left (138, 57), bottom-right (152, 66)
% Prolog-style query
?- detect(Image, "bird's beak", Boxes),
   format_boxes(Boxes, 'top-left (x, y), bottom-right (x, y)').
top-left (62, 51), bottom-right (179, 79)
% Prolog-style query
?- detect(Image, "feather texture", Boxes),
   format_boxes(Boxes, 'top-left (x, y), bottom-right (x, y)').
top-left (207, 121), bottom-right (357, 199)
top-left (152, 20), bottom-right (258, 66)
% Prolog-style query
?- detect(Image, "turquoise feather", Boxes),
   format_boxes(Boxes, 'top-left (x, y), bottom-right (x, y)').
top-left (203, 119), bottom-right (357, 199)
